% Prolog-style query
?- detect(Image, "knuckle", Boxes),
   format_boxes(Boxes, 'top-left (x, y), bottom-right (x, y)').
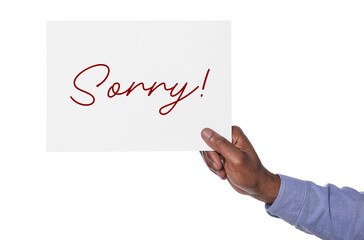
top-left (230, 152), bottom-right (246, 168)
top-left (231, 159), bottom-right (243, 169)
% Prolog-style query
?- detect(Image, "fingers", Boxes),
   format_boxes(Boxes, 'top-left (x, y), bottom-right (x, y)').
top-left (200, 151), bottom-right (214, 169)
top-left (201, 128), bottom-right (243, 160)
top-left (215, 169), bottom-right (227, 179)
top-left (206, 151), bottom-right (223, 170)
top-left (231, 125), bottom-right (242, 145)
top-left (200, 151), bottom-right (226, 179)
top-left (200, 151), bottom-right (221, 171)
top-left (231, 125), bottom-right (260, 157)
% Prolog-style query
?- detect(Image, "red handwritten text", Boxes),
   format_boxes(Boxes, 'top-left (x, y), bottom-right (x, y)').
top-left (70, 64), bottom-right (210, 115)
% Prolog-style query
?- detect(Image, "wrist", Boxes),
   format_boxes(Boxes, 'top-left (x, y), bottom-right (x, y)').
top-left (255, 170), bottom-right (281, 204)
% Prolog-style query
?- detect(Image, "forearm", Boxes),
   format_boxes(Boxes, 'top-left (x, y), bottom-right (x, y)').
top-left (266, 175), bottom-right (364, 240)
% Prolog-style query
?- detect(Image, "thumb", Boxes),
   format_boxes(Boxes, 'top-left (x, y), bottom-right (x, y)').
top-left (201, 128), bottom-right (242, 160)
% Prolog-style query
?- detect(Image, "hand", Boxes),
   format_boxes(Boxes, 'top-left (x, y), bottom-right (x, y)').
top-left (200, 126), bottom-right (280, 204)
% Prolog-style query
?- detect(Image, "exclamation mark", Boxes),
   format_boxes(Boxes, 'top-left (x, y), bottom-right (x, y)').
top-left (201, 69), bottom-right (210, 97)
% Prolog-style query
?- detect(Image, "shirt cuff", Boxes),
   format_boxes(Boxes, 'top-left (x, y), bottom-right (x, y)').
top-left (265, 174), bottom-right (309, 225)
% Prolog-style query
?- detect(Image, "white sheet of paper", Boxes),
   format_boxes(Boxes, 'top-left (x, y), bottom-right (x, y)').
top-left (47, 21), bottom-right (231, 151)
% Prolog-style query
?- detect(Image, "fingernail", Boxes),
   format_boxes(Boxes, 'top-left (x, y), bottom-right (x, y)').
top-left (202, 128), bottom-right (213, 139)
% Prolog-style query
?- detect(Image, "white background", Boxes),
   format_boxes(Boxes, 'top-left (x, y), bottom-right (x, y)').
top-left (0, 1), bottom-right (363, 239)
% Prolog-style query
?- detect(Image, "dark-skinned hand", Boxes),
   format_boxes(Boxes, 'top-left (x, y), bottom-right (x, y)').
top-left (200, 126), bottom-right (280, 204)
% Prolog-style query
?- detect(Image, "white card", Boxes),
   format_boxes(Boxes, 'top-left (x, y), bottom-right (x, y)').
top-left (47, 21), bottom-right (231, 151)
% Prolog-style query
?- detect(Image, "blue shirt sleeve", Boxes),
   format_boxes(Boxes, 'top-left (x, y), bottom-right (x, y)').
top-left (265, 175), bottom-right (364, 240)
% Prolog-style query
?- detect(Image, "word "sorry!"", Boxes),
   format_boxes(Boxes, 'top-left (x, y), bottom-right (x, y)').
top-left (70, 64), bottom-right (210, 115)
